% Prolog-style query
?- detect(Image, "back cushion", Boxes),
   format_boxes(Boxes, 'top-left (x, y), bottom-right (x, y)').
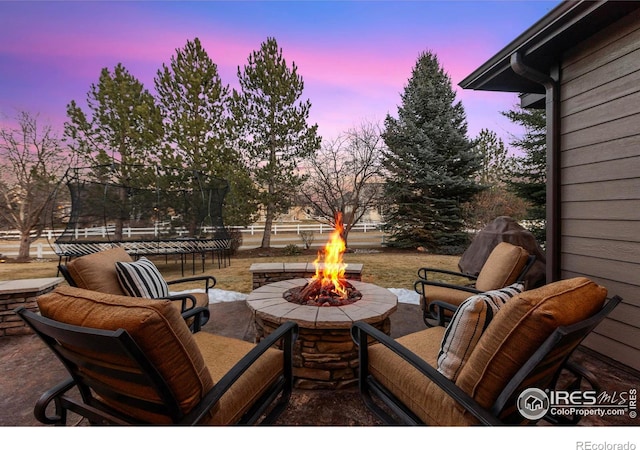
top-left (457, 277), bottom-right (607, 408)
top-left (437, 283), bottom-right (523, 381)
top-left (66, 246), bottom-right (133, 295)
top-left (115, 257), bottom-right (170, 298)
top-left (476, 242), bottom-right (529, 291)
top-left (37, 285), bottom-right (214, 422)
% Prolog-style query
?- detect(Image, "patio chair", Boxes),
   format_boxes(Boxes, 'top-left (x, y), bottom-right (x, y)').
top-left (414, 242), bottom-right (535, 326)
top-left (59, 246), bottom-right (214, 332)
top-left (352, 277), bottom-right (620, 425)
top-left (15, 286), bottom-right (298, 425)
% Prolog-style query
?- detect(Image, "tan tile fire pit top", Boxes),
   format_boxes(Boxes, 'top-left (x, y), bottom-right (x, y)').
top-left (246, 278), bottom-right (398, 329)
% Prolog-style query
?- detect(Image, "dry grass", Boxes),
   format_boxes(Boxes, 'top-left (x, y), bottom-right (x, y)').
top-left (0, 248), bottom-right (464, 294)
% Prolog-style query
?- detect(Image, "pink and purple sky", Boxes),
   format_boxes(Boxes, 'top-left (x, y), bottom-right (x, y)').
top-left (0, 0), bottom-right (560, 151)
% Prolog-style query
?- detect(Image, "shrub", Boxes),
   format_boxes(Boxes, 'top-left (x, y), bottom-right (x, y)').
top-left (225, 228), bottom-right (243, 256)
top-left (300, 231), bottom-right (315, 249)
top-left (283, 243), bottom-right (302, 256)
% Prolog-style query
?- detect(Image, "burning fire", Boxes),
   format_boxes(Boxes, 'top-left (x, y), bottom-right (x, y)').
top-left (283, 213), bottom-right (361, 306)
top-left (312, 213), bottom-right (348, 299)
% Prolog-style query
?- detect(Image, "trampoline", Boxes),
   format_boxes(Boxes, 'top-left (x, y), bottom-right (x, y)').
top-left (48, 164), bottom-right (232, 275)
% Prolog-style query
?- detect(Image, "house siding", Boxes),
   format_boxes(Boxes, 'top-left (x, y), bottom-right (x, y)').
top-left (559, 9), bottom-right (640, 371)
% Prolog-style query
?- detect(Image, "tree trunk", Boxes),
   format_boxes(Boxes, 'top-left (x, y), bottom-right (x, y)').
top-left (261, 203), bottom-right (274, 248)
top-left (342, 210), bottom-right (354, 250)
top-left (114, 186), bottom-right (126, 241)
top-left (17, 233), bottom-right (31, 261)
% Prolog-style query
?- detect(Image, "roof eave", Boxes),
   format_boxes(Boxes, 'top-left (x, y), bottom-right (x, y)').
top-left (459, 0), bottom-right (640, 93)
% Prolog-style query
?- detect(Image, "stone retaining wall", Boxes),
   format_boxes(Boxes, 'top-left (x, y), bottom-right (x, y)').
top-left (0, 278), bottom-right (62, 337)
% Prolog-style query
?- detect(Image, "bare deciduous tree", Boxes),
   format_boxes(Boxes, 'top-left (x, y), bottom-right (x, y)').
top-left (300, 121), bottom-right (385, 247)
top-left (0, 112), bottom-right (71, 260)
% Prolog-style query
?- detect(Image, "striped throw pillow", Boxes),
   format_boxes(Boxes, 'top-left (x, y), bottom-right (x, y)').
top-left (437, 283), bottom-right (523, 381)
top-left (115, 257), bottom-right (170, 299)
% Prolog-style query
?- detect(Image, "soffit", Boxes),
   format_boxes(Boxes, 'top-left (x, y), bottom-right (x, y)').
top-left (459, 0), bottom-right (640, 93)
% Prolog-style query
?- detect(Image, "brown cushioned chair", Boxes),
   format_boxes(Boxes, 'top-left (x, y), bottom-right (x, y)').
top-left (15, 286), bottom-right (297, 425)
top-left (59, 246), bottom-right (213, 332)
top-left (414, 242), bottom-right (535, 326)
top-left (352, 277), bottom-right (621, 425)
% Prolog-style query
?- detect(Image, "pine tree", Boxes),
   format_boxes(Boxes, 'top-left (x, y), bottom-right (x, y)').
top-left (65, 63), bottom-right (163, 169)
top-left (502, 106), bottom-right (547, 242)
top-left (382, 51), bottom-right (481, 254)
top-left (155, 37), bottom-right (229, 170)
top-left (64, 63), bottom-right (163, 239)
top-left (473, 128), bottom-right (511, 187)
top-left (462, 128), bottom-right (528, 229)
top-left (232, 37), bottom-right (321, 248)
top-left (155, 38), bottom-right (257, 226)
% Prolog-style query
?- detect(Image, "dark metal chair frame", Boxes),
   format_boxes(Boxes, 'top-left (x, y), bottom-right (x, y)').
top-left (58, 264), bottom-right (215, 333)
top-left (351, 295), bottom-right (622, 426)
top-left (15, 306), bottom-right (298, 426)
top-left (414, 254), bottom-right (536, 327)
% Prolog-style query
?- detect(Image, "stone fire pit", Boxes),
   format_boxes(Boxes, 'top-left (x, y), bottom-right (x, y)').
top-left (246, 278), bottom-right (397, 389)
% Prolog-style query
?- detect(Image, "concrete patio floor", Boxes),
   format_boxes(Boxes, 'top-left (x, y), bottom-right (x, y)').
top-left (1, 301), bottom-right (638, 426)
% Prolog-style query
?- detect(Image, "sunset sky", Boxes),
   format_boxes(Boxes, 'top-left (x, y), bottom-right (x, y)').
top-left (0, 0), bottom-right (560, 151)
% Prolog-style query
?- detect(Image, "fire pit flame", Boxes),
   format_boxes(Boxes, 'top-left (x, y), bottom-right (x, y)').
top-left (313, 212), bottom-right (347, 298)
top-left (283, 213), bottom-right (362, 306)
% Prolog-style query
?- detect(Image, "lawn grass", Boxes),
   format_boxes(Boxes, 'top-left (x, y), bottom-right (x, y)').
top-left (0, 247), bottom-right (464, 294)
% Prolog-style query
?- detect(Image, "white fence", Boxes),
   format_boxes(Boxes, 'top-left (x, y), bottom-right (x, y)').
top-left (0, 242), bottom-right (51, 259)
top-left (0, 222), bottom-right (385, 241)
top-left (236, 222), bottom-right (384, 236)
top-left (0, 222), bottom-right (387, 257)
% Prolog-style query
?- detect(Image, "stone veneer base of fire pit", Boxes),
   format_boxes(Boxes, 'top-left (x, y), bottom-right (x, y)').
top-left (246, 278), bottom-right (397, 390)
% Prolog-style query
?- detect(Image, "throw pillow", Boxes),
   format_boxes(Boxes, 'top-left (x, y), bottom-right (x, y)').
top-left (115, 257), bottom-right (170, 299)
top-left (437, 283), bottom-right (523, 381)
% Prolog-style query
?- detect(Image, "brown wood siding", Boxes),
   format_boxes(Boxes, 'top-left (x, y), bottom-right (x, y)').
top-left (562, 219), bottom-right (638, 242)
top-left (560, 11), bottom-right (640, 372)
top-left (561, 179), bottom-right (637, 201)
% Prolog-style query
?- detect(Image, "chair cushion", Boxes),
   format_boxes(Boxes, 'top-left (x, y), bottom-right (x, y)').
top-left (66, 246), bottom-right (132, 295)
top-left (115, 257), bottom-right (170, 298)
top-left (193, 332), bottom-right (284, 425)
top-left (368, 327), bottom-right (480, 425)
top-left (170, 292), bottom-right (210, 329)
top-left (475, 242), bottom-right (529, 291)
top-left (457, 277), bottom-right (607, 409)
top-left (36, 285), bottom-right (214, 423)
top-left (422, 285), bottom-right (475, 309)
top-left (186, 292), bottom-right (210, 309)
top-left (437, 283), bottom-right (523, 381)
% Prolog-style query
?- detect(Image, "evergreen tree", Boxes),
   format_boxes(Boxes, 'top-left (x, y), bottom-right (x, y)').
top-left (462, 128), bottom-right (528, 229)
top-left (64, 63), bottom-right (163, 239)
top-left (382, 51), bottom-right (481, 253)
top-left (473, 128), bottom-right (511, 187)
top-left (501, 106), bottom-right (546, 242)
top-left (155, 37), bottom-right (229, 170)
top-left (65, 63), bottom-right (163, 169)
top-left (154, 37), bottom-right (257, 226)
top-left (232, 37), bottom-right (321, 248)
